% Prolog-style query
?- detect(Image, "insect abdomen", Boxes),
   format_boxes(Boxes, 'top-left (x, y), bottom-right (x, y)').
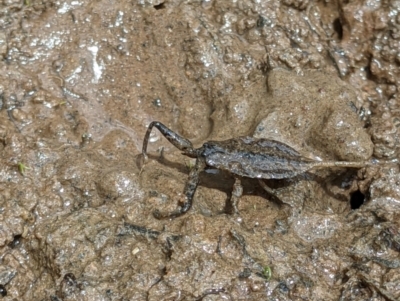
top-left (201, 139), bottom-right (314, 179)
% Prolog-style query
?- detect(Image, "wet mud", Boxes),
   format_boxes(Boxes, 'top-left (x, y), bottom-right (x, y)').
top-left (0, 0), bottom-right (400, 300)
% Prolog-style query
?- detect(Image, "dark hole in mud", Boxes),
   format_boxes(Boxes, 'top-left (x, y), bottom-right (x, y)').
top-left (333, 18), bottom-right (343, 40)
top-left (8, 234), bottom-right (22, 249)
top-left (350, 190), bottom-right (365, 209)
top-left (63, 273), bottom-right (77, 286)
top-left (154, 2), bottom-right (165, 10)
top-left (0, 285), bottom-right (6, 297)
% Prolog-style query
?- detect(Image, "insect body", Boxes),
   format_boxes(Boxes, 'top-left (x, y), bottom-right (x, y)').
top-left (142, 121), bottom-right (369, 219)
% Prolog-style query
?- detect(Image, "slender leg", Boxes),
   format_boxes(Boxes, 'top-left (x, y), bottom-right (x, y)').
top-left (230, 177), bottom-right (243, 215)
top-left (258, 179), bottom-right (276, 195)
top-left (142, 121), bottom-right (196, 160)
top-left (153, 158), bottom-right (206, 219)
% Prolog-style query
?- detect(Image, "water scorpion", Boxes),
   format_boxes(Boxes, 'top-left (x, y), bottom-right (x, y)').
top-left (142, 121), bottom-right (372, 219)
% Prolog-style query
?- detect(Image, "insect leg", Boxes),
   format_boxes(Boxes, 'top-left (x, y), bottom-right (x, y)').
top-left (153, 158), bottom-right (206, 219)
top-left (230, 177), bottom-right (243, 215)
top-left (258, 179), bottom-right (277, 195)
top-left (142, 121), bottom-right (196, 160)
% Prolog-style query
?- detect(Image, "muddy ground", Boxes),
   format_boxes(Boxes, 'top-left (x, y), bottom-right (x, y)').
top-left (0, 0), bottom-right (400, 300)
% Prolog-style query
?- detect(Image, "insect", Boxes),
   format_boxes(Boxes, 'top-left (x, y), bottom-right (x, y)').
top-left (142, 121), bottom-right (370, 219)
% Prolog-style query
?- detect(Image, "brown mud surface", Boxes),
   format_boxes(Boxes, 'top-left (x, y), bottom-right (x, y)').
top-left (1, 0), bottom-right (400, 300)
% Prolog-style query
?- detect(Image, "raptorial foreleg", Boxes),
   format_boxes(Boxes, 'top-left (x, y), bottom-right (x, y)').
top-left (142, 121), bottom-right (197, 160)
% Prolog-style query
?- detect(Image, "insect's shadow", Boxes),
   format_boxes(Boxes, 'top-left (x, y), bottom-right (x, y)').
top-left (138, 154), bottom-right (272, 211)
top-left (138, 153), bottom-right (356, 212)
top-left (139, 153), bottom-right (237, 196)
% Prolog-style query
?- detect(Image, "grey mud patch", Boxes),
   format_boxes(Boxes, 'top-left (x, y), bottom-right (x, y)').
top-left (0, 0), bottom-right (400, 300)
